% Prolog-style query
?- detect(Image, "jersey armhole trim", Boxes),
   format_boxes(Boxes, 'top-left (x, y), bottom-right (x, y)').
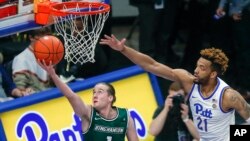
top-left (83, 106), bottom-right (94, 134)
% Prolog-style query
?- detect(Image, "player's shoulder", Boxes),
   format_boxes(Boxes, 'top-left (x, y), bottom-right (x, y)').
top-left (222, 87), bottom-right (247, 110)
top-left (224, 87), bottom-right (239, 95)
top-left (223, 87), bottom-right (242, 101)
top-left (173, 69), bottom-right (195, 91)
top-left (13, 48), bottom-right (31, 61)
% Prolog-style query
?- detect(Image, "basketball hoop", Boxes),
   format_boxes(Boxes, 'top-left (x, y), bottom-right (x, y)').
top-left (49, 1), bottom-right (110, 64)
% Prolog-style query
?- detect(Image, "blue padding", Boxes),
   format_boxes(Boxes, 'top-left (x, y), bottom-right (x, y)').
top-left (0, 120), bottom-right (7, 141)
top-left (103, 0), bottom-right (110, 4)
top-left (0, 65), bottom-right (162, 113)
top-left (0, 21), bottom-right (42, 38)
top-left (149, 73), bottom-right (164, 106)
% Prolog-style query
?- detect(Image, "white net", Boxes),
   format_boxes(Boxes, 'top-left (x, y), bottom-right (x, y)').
top-left (51, 2), bottom-right (110, 64)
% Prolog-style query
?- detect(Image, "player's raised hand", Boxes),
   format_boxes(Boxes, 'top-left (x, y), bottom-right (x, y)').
top-left (100, 34), bottom-right (127, 52)
top-left (37, 59), bottom-right (56, 76)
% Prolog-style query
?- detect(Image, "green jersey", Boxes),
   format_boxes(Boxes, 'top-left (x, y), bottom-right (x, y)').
top-left (83, 107), bottom-right (129, 141)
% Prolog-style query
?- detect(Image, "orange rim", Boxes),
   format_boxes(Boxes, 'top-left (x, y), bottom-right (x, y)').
top-left (50, 2), bottom-right (110, 16)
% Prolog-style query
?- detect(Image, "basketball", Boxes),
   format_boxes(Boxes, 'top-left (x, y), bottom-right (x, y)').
top-left (34, 35), bottom-right (64, 65)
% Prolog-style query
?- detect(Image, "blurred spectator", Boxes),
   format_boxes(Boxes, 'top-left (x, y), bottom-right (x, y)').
top-left (216, 0), bottom-right (250, 92)
top-left (129, 0), bottom-right (182, 65)
top-left (206, 0), bottom-right (236, 87)
top-left (129, 0), bottom-right (184, 95)
top-left (149, 82), bottom-right (199, 141)
top-left (0, 34), bottom-right (28, 65)
top-left (181, 0), bottom-right (211, 72)
top-left (12, 27), bottom-right (54, 96)
top-left (0, 52), bottom-right (29, 101)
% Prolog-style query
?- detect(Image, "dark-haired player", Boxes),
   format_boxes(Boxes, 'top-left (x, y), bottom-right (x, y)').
top-left (100, 34), bottom-right (250, 141)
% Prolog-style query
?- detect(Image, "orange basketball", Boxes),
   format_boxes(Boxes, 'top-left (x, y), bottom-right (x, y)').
top-left (34, 35), bottom-right (64, 65)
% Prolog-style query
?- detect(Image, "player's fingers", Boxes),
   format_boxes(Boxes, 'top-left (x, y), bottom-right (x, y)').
top-left (121, 38), bottom-right (126, 44)
top-left (100, 39), bottom-right (108, 44)
top-left (37, 59), bottom-right (41, 65)
top-left (104, 34), bottom-right (112, 39)
top-left (111, 34), bottom-right (117, 40)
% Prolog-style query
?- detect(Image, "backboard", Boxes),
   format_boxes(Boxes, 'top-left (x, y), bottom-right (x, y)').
top-left (0, 0), bottom-right (110, 38)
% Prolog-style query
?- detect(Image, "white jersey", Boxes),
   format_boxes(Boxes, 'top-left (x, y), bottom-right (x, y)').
top-left (188, 78), bottom-right (235, 141)
top-left (12, 47), bottom-right (48, 81)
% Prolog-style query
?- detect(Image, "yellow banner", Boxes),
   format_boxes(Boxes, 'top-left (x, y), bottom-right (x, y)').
top-left (0, 66), bottom-right (162, 141)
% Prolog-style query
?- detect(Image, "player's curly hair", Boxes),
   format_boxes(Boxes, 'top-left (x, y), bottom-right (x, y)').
top-left (200, 47), bottom-right (229, 75)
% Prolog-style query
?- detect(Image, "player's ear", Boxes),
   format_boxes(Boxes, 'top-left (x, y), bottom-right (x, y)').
top-left (108, 95), bottom-right (113, 102)
top-left (210, 71), bottom-right (217, 79)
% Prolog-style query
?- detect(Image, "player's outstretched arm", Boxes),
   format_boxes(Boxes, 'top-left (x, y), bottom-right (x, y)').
top-left (100, 34), bottom-right (178, 81)
top-left (37, 60), bottom-right (91, 119)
